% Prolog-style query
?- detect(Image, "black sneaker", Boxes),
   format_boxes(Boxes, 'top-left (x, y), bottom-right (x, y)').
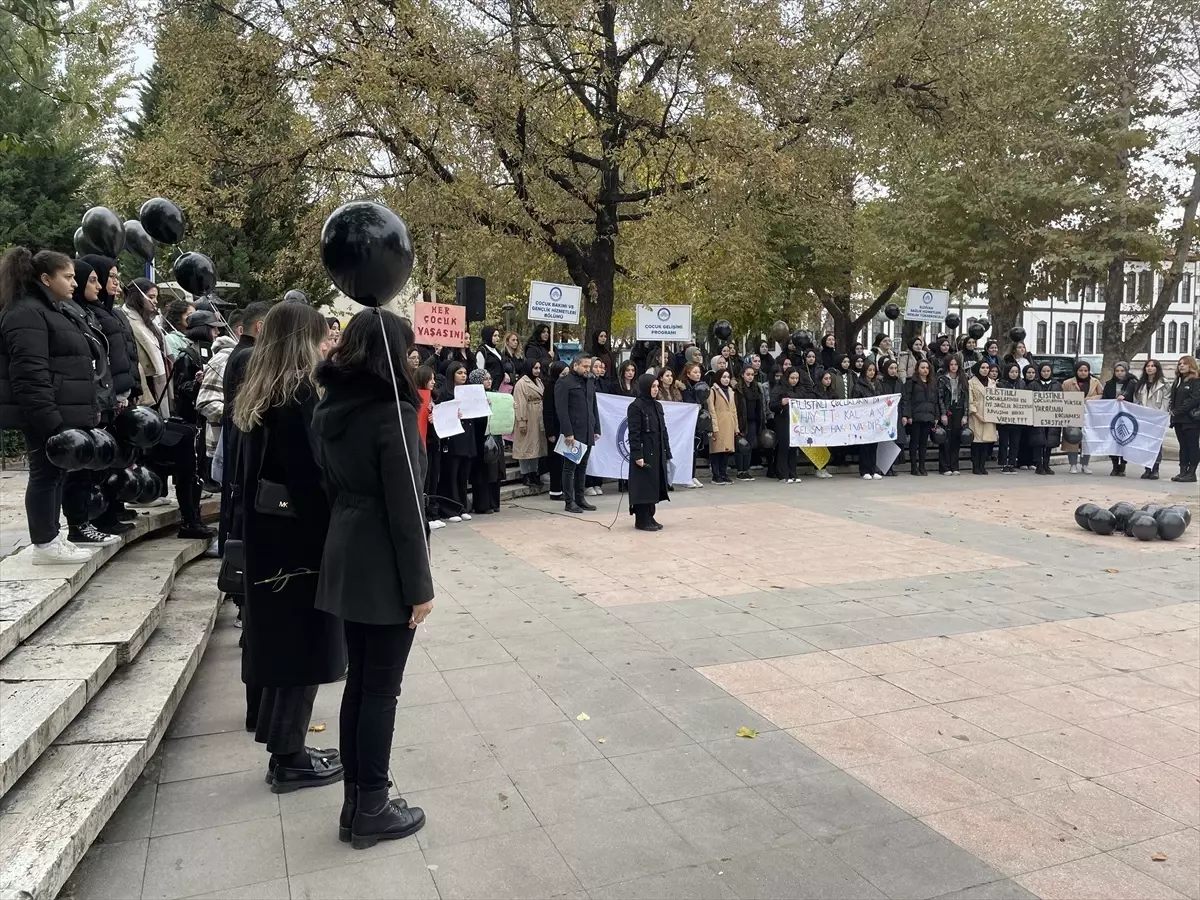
top-left (178, 522), bottom-right (216, 540)
top-left (68, 524), bottom-right (120, 545)
top-left (93, 516), bottom-right (135, 535)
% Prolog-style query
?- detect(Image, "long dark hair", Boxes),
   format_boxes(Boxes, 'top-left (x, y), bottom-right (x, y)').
top-left (325, 309), bottom-right (419, 406)
top-left (1139, 358), bottom-right (1164, 386)
top-left (0, 247), bottom-right (73, 307)
top-left (123, 278), bottom-right (158, 327)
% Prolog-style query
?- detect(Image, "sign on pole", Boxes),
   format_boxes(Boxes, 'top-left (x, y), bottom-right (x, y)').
top-left (904, 287), bottom-right (950, 323)
top-left (413, 301), bottom-right (467, 347)
top-left (528, 281), bottom-right (582, 324)
top-left (635, 305), bottom-right (693, 341)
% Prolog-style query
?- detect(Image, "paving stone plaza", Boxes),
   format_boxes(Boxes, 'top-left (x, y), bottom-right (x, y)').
top-left (63, 474), bottom-right (1199, 900)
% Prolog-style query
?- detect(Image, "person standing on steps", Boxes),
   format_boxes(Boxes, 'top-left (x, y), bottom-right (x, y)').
top-left (994, 362), bottom-right (1024, 473)
top-left (1061, 360), bottom-right (1102, 473)
top-left (1102, 361), bottom-right (1138, 476)
top-left (233, 301), bottom-right (344, 793)
top-left (313, 310), bottom-right (433, 850)
top-left (901, 358), bottom-right (938, 476)
top-left (0, 247), bottom-right (97, 565)
top-left (707, 367), bottom-right (737, 484)
top-left (555, 353), bottom-right (601, 514)
top-left (627, 373), bottom-right (672, 531)
top-left (936, 355), bottom-right (969, 475)
top-left (1134, 359), bottom-right (1169, 479)
top-left (1170, 355), bottom-right (1200, 482)
top-left (967, 360), bottom-right (996, 475)
top-left (512, 359), bottom-right (546, 488)
top-left (542, 359), bottom-right (567, 500)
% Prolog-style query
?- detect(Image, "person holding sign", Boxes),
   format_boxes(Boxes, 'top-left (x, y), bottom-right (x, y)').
top-left (968, 361), bottom-right (997, 475)
top-left (937, 355), bottom-right (969, 475)
top-left (1101, 361), bottom-right (1138, 476)
top-left (995, 362), bottom-right (1025, 473)
top-left (1031, 362), bottom-right (1063, 474)
top-left (468, 369), bottom-right (503, 514)
top-left (1062, 361), bottom-right (1102, 473)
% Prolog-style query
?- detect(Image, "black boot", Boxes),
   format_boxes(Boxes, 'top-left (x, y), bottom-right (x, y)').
top-left (339, 781), bottom-right (356, 842)
top-left (576, 491), bottom-right (597, 512)
top-left (351, 787), bottom-right (425, 850)
top-left (562, 464), bottom-right (583, 513)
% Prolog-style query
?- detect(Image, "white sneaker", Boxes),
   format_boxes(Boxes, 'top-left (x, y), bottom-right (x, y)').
top-left (943, 471), bottom-right (955, 476)
top-left (1068, 464), bottom-right (1078, 474)
top-left (460, 513), bottom-right (473, 521)
top-left (873, 473), bottom-right (884, 479)
top-left (690, 478), bottom-right (703, 489)
top-left (429, 519), bottom-right (447, 530)
top-left (817, 469), bottom-right (832, 479)
top-left (862, 474), bottom-right (873, 480)
top-left (448, 515), bottom-right (463, 523)
top-left (1081, 465), bottom-right (1093, 474)
top-left (31, 536), bottom-right (91, 565)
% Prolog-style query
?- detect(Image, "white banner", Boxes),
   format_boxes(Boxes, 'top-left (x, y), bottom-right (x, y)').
top-left (788, 395), bottom-right (901, 448)
top-left (1082, 400), bottom-right (1169, 468)
top-left (635, 304), bottom-right (693, 341)
top-left (586, 394), bottom-right (699, 485)
top-left (904, 287), bottom-right (950, 323)
top-left (528, 280), bottom-right (582, 324)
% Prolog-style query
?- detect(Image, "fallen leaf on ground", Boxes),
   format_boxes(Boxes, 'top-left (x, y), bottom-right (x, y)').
top-left (1104, 568), bottom-right (1120, 574)
top-left (1151, 853), bottom-right (1168, 862)
top-left (309, 723), bottom-right (326, 732)
top-left (577, 712), bottom-right (590, 721)
top-left (597, 738), bottom-right (606, 744)
top-left (736, 727), bottom-right (758, 739)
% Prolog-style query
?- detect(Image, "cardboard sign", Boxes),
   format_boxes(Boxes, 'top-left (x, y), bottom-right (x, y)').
top-left (904, 287), bottom-right (950, 323)
top-left (1032, 391), bottom-right (1085, 428)
top-left (413, 302), bottom-right (467, 347)
top-left (635, 305), bottom-right (693, 341)
top-left (528, 281), bottom-right (582, 324)
top-left (982, 388), bottom-right (1034, 426)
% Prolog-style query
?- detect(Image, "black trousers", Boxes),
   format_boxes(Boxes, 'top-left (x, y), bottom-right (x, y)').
top-left (341, 619), bottom-right (416, 791)
top-left (908, 422), bottom-right (931, 472)
top-left (439, 454), bottom-right (469, 514)
top-left (998, 426), bottom-right (1020, 468)
top-left (711, 452), bottom-right (730, 480)
top-left (1109, 455), bottom-right (1127, 472)
top-left (1176, 425), bottom-right (1200, 474)
top-left (147, 423), bottom-right (201, 522)
top-left (254, 685), bottom-right (318, 755)
top-left (62, 468), bottom-right (95, 528)
top-left (858, 443), bottom-right (878, 476)
top-left (940, 421), bottom-right (963, 472)
top-left (23, 432), bottom-right (65, 545)
top-left (562, 446), bottom-right (590, 502)
top-left (547, 447), bottom-right (563, 495)
top-left (633, 503), bottom-right (657, 526)
top-left (775, 445), bottom-right (798, 479)
top-left (970, 443), bottom-right (993, 471)
top-left (424, 438), bottom-right (442, 519)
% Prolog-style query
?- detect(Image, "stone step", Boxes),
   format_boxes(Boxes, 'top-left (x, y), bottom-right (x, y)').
top-left (0, 536), bottom-right (209, 799)
top-left (0, 560), bottom-right (221, 900)
top-left (0, 498), bottom-right (217, 661)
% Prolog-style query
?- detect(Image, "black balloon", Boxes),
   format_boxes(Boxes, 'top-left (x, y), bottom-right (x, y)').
top-left (134, 467), bottom-right (162, 505)
top-left (1157, 511), bottom-right (1187, 541)
top-left (1108, 501), bottom-right (1136, 531)
top-left (967, 322), bottom-right (986, 340)
top-left (1088, 508), bottom-right (1117, 535)
top-left (87, 429), bottom-right (118, 470)
top-left (320, 201), bottom-right (414, 306)
top-left (696, 409), bottom-right (712, 433)
top-left (735, 435), bottom-right (751, 454)
top-left (713, 319), bottom-right (733, 341)
top-left (884, 303), bottom-right (901, 320)
top-left (46, 429), bottom-right (95, 471)
top-left (693, 381), bottom-right (710, 404)
top-left (139, 197), bottom-right (185, 244)
top-left (123, 220), bottom-right (155, 262)
top-left (82, 206), bottom-right (124, 257)
top-left (73, 226), bottom-right (103, 257)
top-left (959, 426), bottom-right (973, 444)
top-left (758, 428), bottom-right (776, 450)
top-left (173, 252), bottom-right (217, 298)
top-left (1009, 326), bottom-right (1026, 343)
top-left (977, 319), bottom-right (990, 333)
top-left (105, 468), bottom-right (142, 504)
top-left (1129, 513), bottom-right (1158, 541)
top-left (111, 439), bottom-right (134, 470)
top-left (1063, 427), bottom-right (1083, 445)
top-left (930, 424), bottom-right (947, 445)
top-left (944, 312), bottom-right (961, 330)
top-left (114, 405), bottom-right (165, 449)
top-left (87, 487), bottom-right (108, 520)
top-left (1168, 505), bottom-right (1192, 528)
top-left (769, 321), bottom-right (790, 344)
top-left (1074, 502), bottom-right (1100, 531)
top-left (1140, 504), bottom-right (1165, 520)
top-left (283, 289), bottom-right (308, 304)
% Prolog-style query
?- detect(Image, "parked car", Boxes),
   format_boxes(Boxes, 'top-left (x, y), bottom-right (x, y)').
top-left (1035, 355), bottom-right (1080, 382)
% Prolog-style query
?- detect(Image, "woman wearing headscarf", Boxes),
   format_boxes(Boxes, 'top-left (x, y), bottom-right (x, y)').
top-left (994, 362), bottom-right (1025, 474)
top-left (474, 326), bottom-right (506, 386)
top-left (524, 324), bottom-right (552, 366)
top-left (819, 333), bottom-right (839, 370)
top-left (1017, 363), bottom-right (1039, 468)
top-left (757, 340), bottom-right (777, 383)
top-left (627, 373), bottom-right (671, 531)
top-left (798, 348), bottom-right (822, 391)
top-left (853, 360), bottom-right (882, 479)
top-left (1134, 359), bottom-right (1169, 479)
top-left (707, 368), bottom-right (737, 484)
top-left (1031, 362), bottom-right (1062, 474)
top-left (734, 365), bottom-right (762, 480)
top-left (769, 369), bottom-right (803, 482)
top-left (1062, 360), bottom-right (1102, 473)
top-left (512, 359), bottom-right (546, 488)
top-left (468, 368), bottom-right (503, 513)
top-left (80, 255), bottom-right (141, 410)
top-left (435, 363), bottom-right (475, 521)
top-left (542, 359), bottom-right (567, 499)
top-left (929, 335), bottom-right (953, 371)
top-left (589, 330), bottom-right (614, 378)
top-left (898, 336), bottom-right (928, 382)
top-left (967, 360), bottom-right (997, 475)
top-left (937, 355), bottom-right (969, 475)
top-left (1102, 361), bottom-right (1138, 476)
top-left (437, 344), bottom-right (470, 376)
top-left (877, 358), bottom-right (903, 475)
top-left (957, 335), bottom-right (981, 366)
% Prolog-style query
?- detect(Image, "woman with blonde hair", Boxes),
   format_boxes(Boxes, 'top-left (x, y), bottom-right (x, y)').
top-left (1170, 355), bottom-right (1200, 482)
top-left (233, 301), bottom-right (345, 793)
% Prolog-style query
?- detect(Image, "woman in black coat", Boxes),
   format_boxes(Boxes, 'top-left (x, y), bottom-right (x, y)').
top-left (79, 255), bottom-right (141, 405)
top-left (1030, 362), bottom-right (1063, 474)
top-left (0, 248), bottom-right (97, 563)
top-left (524, 324), bottom-right (552, 365)
top-left (232, 300), bottom-right (344, 793)
top-left (313, 309), bottom-right (433, 849)
top-left (542, 359), bottom-right (567, 498)
top-left (734, 365), bottom-right (763, 479)
top-left (936, 355), bottom-right (969, 474)
top-left (901, 359), bottom-right (938, 475)
top-left (1102, 361), bottom-right (1138, 475)
top-left (769, 369), bottom-right (803, 482)
top-left (853, 361), bottom-right (882, 478)
top-left (627, 373), bottom-right (672, 531)
top-left (1170, 355), bottom-right (1200, 482)
top-left (436, 363), bottom-right (476, 521)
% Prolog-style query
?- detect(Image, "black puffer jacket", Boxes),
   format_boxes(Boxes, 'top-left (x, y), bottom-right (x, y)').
top-left (80, 255), bottom-right (141, 401)
top-left (62, 267), bottom-right (116, 417)
top-left (0, 284), bottom-right (98, 439)
top-left (1170, 377), bottom-right (1200, 426)
top-left (853, 374), bottom-right (880, 399)
top-left (901, 376), bottom-right (939, 423)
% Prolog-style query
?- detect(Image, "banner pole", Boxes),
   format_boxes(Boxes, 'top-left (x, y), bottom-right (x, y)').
top-left (550, 322), bottom-right (555, 359)
top-left (661, 340), bottom-right (666, 372)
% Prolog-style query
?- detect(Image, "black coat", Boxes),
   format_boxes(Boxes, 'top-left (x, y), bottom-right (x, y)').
top-left (219, 335), bottom-right (256, 547)
top-left (60, 299), bottom-right (116, 417)
top-left (1031, 379), bottom-right (1063, 447)
top-left (1170, 377), bottom-right (1200, 427)
top-left (237, 387), bottom-right (344, 687)
top-left (0, 285), bottom-right (98, 439)
top-left (542, 373), bottom-right (561, 438)
top-left (1103, 376), bottom-right (1137, 401)
top-left (769, 382), bottom-right (801, 440)
top-left (901, 377), bottom-right (939, 423)
top-left (313, 366), bottom-right (434, 626)
top-left (554, 370), bottom-right (600, 443)
top-left (853, 375), bottom-right (880, 399)
top-left (626, 393), bottom-right (671, 509)
top-left (89, 301), bottom-right (141, 400)
top-left (736, 382), bottom-right (764, 432)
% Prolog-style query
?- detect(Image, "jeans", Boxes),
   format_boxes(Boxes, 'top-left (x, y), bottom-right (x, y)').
top-left (1067, 452), bottom-right (1091, 467)
top-left (23, 432), bottom-right (65, 545)
top-left (998, 425), bottom-right (1020, 468)
top-left (340, 620), bottom-right (416, 791)
top-left (1176, 425), bottom-right (1200, 474)
top-left (908, 422), bottom-right (931, 472)
top-left (736, 425), bottom-right (757, 472)
top-left (858, 443), bottom-right (877, 476)
top-left (562, 446), bottom-right (590, 503)
top-left (254, 685), bottom-right (318, 755)
top-left (711, 452), bottom-right (730, 481)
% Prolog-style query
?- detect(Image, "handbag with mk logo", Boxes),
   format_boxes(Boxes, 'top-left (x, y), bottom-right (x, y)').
top-left (254, 426), bottom-right (297, 518)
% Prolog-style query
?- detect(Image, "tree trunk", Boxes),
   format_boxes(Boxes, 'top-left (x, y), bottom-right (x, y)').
top-left (583, 237), bottom-right (616, 348)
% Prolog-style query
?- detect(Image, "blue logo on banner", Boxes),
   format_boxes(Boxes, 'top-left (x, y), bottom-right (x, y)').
top-left (1110, 411), bottom-right (1139, 446)
top-left (657, 307), bottom-right (671, 321)
top-left (617, 418), bottom-right (631, 461)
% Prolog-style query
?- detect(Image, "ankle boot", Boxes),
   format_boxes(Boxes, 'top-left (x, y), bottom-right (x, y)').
top-left (339, 781), bottom-right (356, 842)
top-left (351, 787), bottom-right (425, 849)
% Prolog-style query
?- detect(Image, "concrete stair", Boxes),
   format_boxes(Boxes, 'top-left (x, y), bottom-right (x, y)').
top-left (0, 507), bottom-right (222, 900)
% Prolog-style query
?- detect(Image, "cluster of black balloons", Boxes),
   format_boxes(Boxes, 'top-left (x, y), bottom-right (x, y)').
top-left (1075, 501), bottom-right (1191, 541)
top-left (45, 407), bottom-right (165, 472)
top-left (73, 198), bottom-right (186, 263)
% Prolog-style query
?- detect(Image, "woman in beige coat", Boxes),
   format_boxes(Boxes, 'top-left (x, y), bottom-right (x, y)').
top-left (707, 368), bottom-right (738, 484)
top-left (1061, 360), bottom-right (1102, 472)
top-left (968, 360), bottom-right (998, 474)
top-left (512, 360), bottom-right (547, 487)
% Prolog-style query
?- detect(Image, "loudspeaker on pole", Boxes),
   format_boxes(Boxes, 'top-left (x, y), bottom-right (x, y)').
top-left (456, 276), bottom-right (486, 323)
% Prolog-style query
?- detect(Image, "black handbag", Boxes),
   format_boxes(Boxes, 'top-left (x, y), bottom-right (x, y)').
top-left (217, 539), bottom-right (244, 595)
top-left (254, 427), bottom-right (296, 517)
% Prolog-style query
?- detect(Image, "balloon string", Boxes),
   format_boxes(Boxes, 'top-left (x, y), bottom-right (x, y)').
top-left (377, 308), bottom-right (432, 562)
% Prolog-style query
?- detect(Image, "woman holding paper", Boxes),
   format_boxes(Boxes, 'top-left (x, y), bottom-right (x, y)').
top-left (995, 363), bottom-right (1024, 473)
top-left (1031, 362), bottom-right (1063, 474)
top-left (627, 374), bottom-right (671, 531)
top-left (468, 369), bottom-right (503, 514)
top-left (1062, 361), bottom-right (1102, 473)
top-left (853, 361), bottom-right (883, 479)
top-left (436, 363), bottom-right (475, 522)
top-left (968, 360), bottom-right (997, 475)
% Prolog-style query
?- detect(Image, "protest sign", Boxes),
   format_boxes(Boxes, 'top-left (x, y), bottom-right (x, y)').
top-left (454, 384), bottom-right (491, 419)
top-left (1031, 391), bottom-right (1085, 428)
top-left (635, 305), bottom-right (693, 341)
top-left (528, 281), bottom-right (582, 324)
top-left (904, 287), bottom-right (950, 323)
top-left (982, 388), bottom-right (1034, 426)
top-left (486, 392), bottom-right (515, 435)
top-left (787, 395), bottom-right (900, 448)
top-left (586, 395), bottom-right (699, 486)
top-left (413, 302), bottom-right (466, 347)
top-left (431, 400), bottom-right (464, 437)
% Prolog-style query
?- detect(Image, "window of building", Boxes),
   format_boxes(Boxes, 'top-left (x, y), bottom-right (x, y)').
top-left (1096, 322), bottom-right (1104, 349)
top-left (1182, 322), bottom-right (1190, 354)
top-left (1069, 281), bottom-right (1081, 305)
top-left (1054, 321), bottom-right (1066, 354)
top-left (1036, 322), bottom-right (1048, 354)
top-left (1067, 321), bottom-right (1078, 354)
top-left (1168, 321), bottom-right (1177, 354)
top-left (1126, 272), bottom-right (1137, 303)
top-left (1183, 273), bottom-right (1193, 305)
top-left (1139, 271), bottom-right (1153, 303)
top-left (1084, 322), bottom-right (1095, 355)
top-left (1096, 281), bottom-right (1105, 303)
top-left (1086, 282), bottom-right (1097, 303)
top-left (1155, 323), bottom-right (1165, 353)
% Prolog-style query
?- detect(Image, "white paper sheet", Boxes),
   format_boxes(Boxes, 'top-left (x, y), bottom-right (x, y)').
top-left (432, 400), bottom-right (465, 437)
top-left (454, 384), bottom-right (491, 419)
